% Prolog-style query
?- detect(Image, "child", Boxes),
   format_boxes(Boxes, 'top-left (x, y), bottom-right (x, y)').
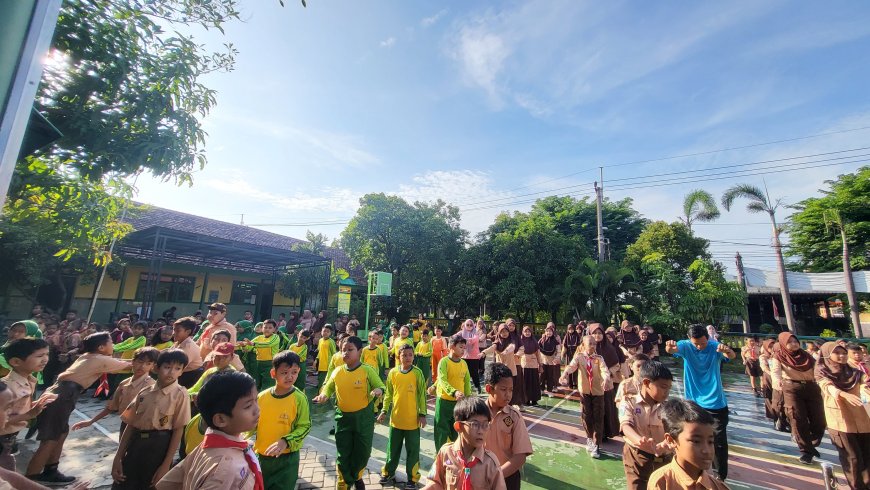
top-left (0, 323), bottom-right (28, 378)
top-left (112, 349), bottom-right (190, 488)
top-left (425, 397), bottom-right (506, 490)
top-left (559, 335), bottom-right (610, 458)
top-left (202, 329), bottom-right (245, 372)
top-left (0, 338), bottom-right (56, 471)
top-left (253, 351), bottom-right (311, 490)
top-left (288, 329), bottom-right (311, 391)
top-left (847, 342), bottom-right (870, 377)
top-left (156, 370), bottom-right (263, 490)
top-left (391, 326), bottom-right (414, 365)
top-left (313, 336), bottom-right (385, 490)
top-left (433, 335), bottom-right (472, 451)
top-left (316, 325), bottom-right (338, 392)
top-left (562, 324), bottom-right (581, 389)
top-left (615, 354), bottom-right (650, 404)
top-left (430, 326), bottom-right (448, 383)
top-left (647, 399), bottom-right (730, 490)
top-left (72, 347), bottom-right (159, 436)
top-left (741, 337), bottom-right (762, 397)
top-left (244, 319), bottom-right (281, 390)
top-left (361, 331), bottom-right (382, 373)
top-left (414, 330), bottom-right (433, 384)
top-left (375, 330), bottom-right (390, 380)
top-left (172, 317), bottom-right (204, 389)
top-left (619, 360), bottom-right (674, 490)
top-left (189, 342), bottom-right (238, 397)
top-left (111, 321), bottom-right (147, 393)
top-left (538, 324), bottom-right (561, 396)
top-left (151, 326), bottom-right (174, 351)
top-left (27, 332), bottom-right (132, 484)
top-left (377, 344), bottom-right (427, 489)
top-left (483, 362), bottom-right (532, 490)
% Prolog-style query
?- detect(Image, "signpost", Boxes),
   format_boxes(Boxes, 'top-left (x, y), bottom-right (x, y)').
top-left (364, 271), bottom-right (392, 338)
top-left (337, 285), bottom-right (352, 315)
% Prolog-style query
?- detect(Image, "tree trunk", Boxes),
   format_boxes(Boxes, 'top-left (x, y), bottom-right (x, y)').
top-left (840, 228), bottom-right (864, 338)
top-left (770, 214), bottom-right (796, 332)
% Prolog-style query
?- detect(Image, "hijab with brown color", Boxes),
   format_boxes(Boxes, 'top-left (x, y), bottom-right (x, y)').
top-left (588, 323), bottom-right (621, 368)
top-left (814, 341), bottom-right (862, 392)
top-left (773, 332), bottom-right (814, 372)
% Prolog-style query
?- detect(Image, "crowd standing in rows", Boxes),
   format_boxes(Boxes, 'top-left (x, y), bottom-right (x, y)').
top-left (0, 304), bottom-right (868, 489)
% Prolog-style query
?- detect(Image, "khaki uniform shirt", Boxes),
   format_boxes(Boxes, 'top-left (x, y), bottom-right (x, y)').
top-left (174, 337), bottom-right (203, 371)
top-left (107, 373), bottom-right (155, 413)
top-left (615, 377), bottom-right (642, 405)
top-left (0, 371), bottom-right (37, 434)
top-left (156, 431), bottom-right (256, 490)
top-left (58, 353), bottom-right (131, 388)
top-left (769, 358), bottom-right (814, 383)
top-left (484, 402), bottom-right (533, 478)
top-left (619, 394), bottom-right (668, 452)
top-left (564, 351), bottom-right (610, 396)
top-left (122, 381), bottom-right (191, 431)
top-left (428, 439), bottom-right (506, 490)
top-left (818, 377), bottom-right (870, 433)
top-left (648, 460), bottom-right (730, 490)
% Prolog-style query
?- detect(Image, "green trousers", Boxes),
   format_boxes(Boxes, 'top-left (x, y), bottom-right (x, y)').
top-left (434, 398), bottom-right (457, 451)
top-left (317, 371), bottom-right (328, 393)
top-left (415, 357), bottom-right (432, 384)
top-left (335, 402), bottom-right (376, 486)
top-left (294, 366), bottom-right (307, 392)
top-left (255, 360), bottom-right (274, 390)
top-left (259, 450), bottom-right (299, 490)
top-left (381, 427), bottom-right (421, 483)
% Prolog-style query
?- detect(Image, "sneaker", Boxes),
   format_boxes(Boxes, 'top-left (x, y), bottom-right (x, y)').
top-left (354, 479), bottom-right (366, 490)
top-left (29, 470), bottom-right (76, 486)
top-left (590, 445), bottom-right (601, 459)
top-left (585, 438), bottom-right (594, 454)
top-left (403, 482), bottom-right (417, 490)
top-left (811, 447), bottom-right (821, 458)
top-left (329, 427), bottom-right (336, 435)
top-left (799, 453), bottom-right (813, 465)
top-left (379, 476), bottom-right (395, 486)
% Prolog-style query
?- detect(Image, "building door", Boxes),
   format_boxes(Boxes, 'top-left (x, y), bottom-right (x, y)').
top-left (258, 281), bottom-right (274, 321)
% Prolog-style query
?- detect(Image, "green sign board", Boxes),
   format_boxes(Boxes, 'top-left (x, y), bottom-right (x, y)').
top-left (373, 272), bottom-right (392, 296)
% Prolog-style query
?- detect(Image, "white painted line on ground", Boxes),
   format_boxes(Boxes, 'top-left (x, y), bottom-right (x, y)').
top-left (526, 390), bottom-right (576, 431)
top-left (72, 408), bottom-right (119, 444)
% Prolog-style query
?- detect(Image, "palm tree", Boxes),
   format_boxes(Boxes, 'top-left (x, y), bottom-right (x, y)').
top-left (565, 258), bottom-right (638, 324)
top-left (680, 189), bottom-right (721, 231)
top-left (722, 183), bottom-right (795, 332)
top-left (824, 209), bottom-right (864, 337)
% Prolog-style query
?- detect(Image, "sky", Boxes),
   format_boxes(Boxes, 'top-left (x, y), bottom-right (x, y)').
top-left (133, 0), bottom-right (870, 272)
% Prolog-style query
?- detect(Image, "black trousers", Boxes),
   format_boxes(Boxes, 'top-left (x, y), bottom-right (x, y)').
top-left (703, 406), bottom-right (729, 481)
top-left (782, 380), bottom-right (826, 456)
top-left (829, 429), bottom-right (870, 490)
top-left (465, 358), bottom-right (482, 392)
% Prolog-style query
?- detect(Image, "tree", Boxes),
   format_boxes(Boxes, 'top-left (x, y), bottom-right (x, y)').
top-left (680, 189), bottom-right (720, 231)
top-left (679, 258), bottom-right (747, 326)
top-left (722, 183), bottom-right (796, 332)
top-left (564, 258), bottom-right (637, 324)
top-left (277, 231), bottom-right (331, 311)
top-left (624, 221), bottom-right (710, 273)
top-left (823, 210), bottom-right (864, 337)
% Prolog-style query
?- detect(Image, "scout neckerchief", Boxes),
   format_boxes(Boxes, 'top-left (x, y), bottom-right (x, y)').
top-left (455, 450), bottom-right (479, 490)
top-left (585, 356), bottom-right (594, 387)
top-left (202, 430), bottom-right (264, 490)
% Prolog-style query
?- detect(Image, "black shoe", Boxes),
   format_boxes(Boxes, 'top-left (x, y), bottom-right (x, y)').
top-left (379, 475), bottom-right (395, 486)
top-left (811, 447), bottom-right (821, 458)
top-left (799, 453), bottom-right (813, 465)
top-left (403, 482), bottom-right (417, 490)
top-left (329, 427), bottom-right (336, 435)
top-left (354, 479), bottom-right (366, 490)
top-left (29, 469), bottom-right (76, 486)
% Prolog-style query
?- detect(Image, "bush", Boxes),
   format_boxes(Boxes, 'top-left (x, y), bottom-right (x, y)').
top-left (819, 328), bottom-right (838, 339)
top-left (759, 323), bottom-right (775, 334)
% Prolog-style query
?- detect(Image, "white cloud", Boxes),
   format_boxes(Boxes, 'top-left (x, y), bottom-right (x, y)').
top-left (380, 37), bottom-right (396, 48)
top-left (421, 9), bottom-right (448, 27)
top-left (449, 24), bottom-right (510, 105)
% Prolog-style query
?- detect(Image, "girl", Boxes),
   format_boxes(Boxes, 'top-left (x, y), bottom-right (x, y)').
top-left (460, 319), bottom-right (484, 393)
top-left (616, 320), bottom-right (641, 354)
top-left (475, 318), bottom-right (489, 381)
top-left (770, 332), bottom-right (826, 464)
top-left (644, 325), bottom-right (661, 359)
top-left (519, 325), bottom-right (543, 406)
top-left (760, 339), bottom-right (789, 432)
top-left (742, 337), bottom-right (763, 396)
top-left (150, 326), bottom-right (174, 350)
top-left (482, 325), bottom-right (520, 402)
top-left (560, 335), bottom-right (610, 458)
top-left (506, 319), bottom-right (526, 410)
top-left (589, 323), bottom-right (625, 440)
top-left (562, 324), bottom-right (581, 389)
top-left (430, 325), bottom-right (448, 383)
top-left (538, 323), bottom-right (561, 395)
top-left (815, 342), bottom-right (870, 490)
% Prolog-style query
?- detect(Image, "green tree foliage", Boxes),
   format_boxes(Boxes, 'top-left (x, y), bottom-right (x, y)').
top-left (679, 259), bottom-right (747, 326)
top-left (624, 221), bottom-right (710, 272)
top-left (788, 167), bottom-right (870, 272)
top-left (564, 259), bottom-right (637, 324)
top-left (340, 194), bottom-right (466, 316)
top-left (680, 189), bottom-right (720, 231)
top-left (277, 232), bottom-right (331, 310)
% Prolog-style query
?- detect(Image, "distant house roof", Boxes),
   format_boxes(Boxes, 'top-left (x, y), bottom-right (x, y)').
top-left (729, 267), bottom-right (870, 296)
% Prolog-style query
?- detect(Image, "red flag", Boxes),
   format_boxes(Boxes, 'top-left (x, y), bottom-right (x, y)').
top-left (771, 297), bottom-right (780, 320)
top-left (94, 373), bottom-right (109, 398)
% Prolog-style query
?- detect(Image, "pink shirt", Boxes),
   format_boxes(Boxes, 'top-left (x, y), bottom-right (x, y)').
top-left (461, 329), bottom-right (481, 359)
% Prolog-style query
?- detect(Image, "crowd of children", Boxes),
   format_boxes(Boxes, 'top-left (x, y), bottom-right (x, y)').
top-left (2, 305), bottom-right (869, 490)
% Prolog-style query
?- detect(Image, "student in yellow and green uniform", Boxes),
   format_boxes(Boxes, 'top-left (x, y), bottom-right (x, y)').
top-left (374, 331), bottom-right (390, 380)
top-left (327, 337), bottom-right (347, 379)
top-left (235, 318), bottom-right (256, 373)
top-left (150, 326), bottom-right (174, 351)
top-left (412, 324), bottom-right (422, 344)
top-left (244, 319), bottom-right (281, 390)
top-left (377, 344), bottom-right (427, 488)
top-left (313, 336), bottom-right (385, 490)
top-left (361, 332), bottom-right (382, 371)
top-left (288, 330), bottom-right (310, 391)
top-left (391, 325), bottom-right (414, 365)
top-left (414, 329), bottom-right (433, 385)
top-left (316, 325), bottom-right (337, 392)
top-left (253, 351), bottom-right (311, 490)
top-left (434, 334), bottom-right (472, 451)
top-left (111, 321), bottom-right (147, 393)
top-left (187, 342), bottom-right (237, 397)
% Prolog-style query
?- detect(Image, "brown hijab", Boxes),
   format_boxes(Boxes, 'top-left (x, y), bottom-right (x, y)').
top-left (761, 338), bottom-right (775, 357)
top-left (815, 341), bottom-right (861, 392)
top-left (774, 332), bottom-right (814, 372)
top-left (494, 324), bottom-right (512, 353)
top-left (588, 323), bottom-right (621, 368)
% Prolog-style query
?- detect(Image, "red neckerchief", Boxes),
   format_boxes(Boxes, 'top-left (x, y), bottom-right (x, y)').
top-left (94, 373), bottom-right (110, 398)
top-left (202, 430), bottom-right (263, 490)
top-left (454, 450), bottom-right (479, 490)
top-left (585, 356), bottom-right (594, 386)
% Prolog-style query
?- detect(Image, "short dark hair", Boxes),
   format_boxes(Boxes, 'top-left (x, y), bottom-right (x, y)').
top-left (638, 360), bottom-right (673, 382)
top-left (847, 342), bottom-right (863, 352)
top-left (687, 324), bottom-right (708, 340)
top-left (156, 348), bottom-right (189, 368)
top-left (212, 329), bottom-right (232, 342)
top-left (132, 321), bottom-right (148, 332)
top-left (484, 362), bottom-right (513, 386)
top-left (297, 329), bottom-right (311, 338)
top-left (448, 334), bottom-right (467, 347)
top-left (133, 346), bottom-right (160, 364)
top-left (198, 371), bottom-right (256, 430)
top-left (322, 324), bottom-right (333, 332)
top-left (454, 397), bottom-right (491, 422)
top-left (661, 398), bottom-right (715, 440)
top-left (3, 338), bottom-right (49, 362)
top-left (273, 351), bottom-right (302, 370)
top-left (82, 332), bottom-right (112, 353)
top-left (421, 329), bottom-right (430, 336)
top-left (174, 317), bottom-right (198, 333)
top-left (398, 343), bottom-right (414, 355)
top-left (630, 353), bottom-right (650, 363)
top-left (263, 319), bottom-right (277, 328)
top-left (345, 336), bottom-right (363, 350)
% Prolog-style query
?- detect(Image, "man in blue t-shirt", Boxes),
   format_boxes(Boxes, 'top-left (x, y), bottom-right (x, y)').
top-left (665, 324), bottom-right (737, 482)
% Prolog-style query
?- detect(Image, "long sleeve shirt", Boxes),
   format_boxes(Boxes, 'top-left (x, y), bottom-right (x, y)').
top-left (436, 356), bottom-right (472, 401)
top-left (381, 366), bottom-right (427, 430)
top-left (562, 351), bottom-right (610, 396)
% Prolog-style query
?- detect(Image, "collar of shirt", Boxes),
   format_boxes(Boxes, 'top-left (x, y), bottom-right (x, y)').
top-left (204, 427), bottom-right (247, 444)
top-left (671, 461), bottom-right (718, 489)
top-left (5, 369), bottom-right (37, 387)
top-left (448, 438), bottom-right (486, 464)
top-left (151, 380), bottom-right (180, 395)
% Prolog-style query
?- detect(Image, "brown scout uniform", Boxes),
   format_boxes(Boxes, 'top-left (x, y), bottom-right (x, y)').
top-left (108, 373), bottom-right (155, 435)
top-left (485, 402), bottom-right (533, 490)
top-left (156, 430), bottom-right (258, 490)
top-left (427, 439), bottom-right (506, 490)
top-left (0, 371), bottom-right (37, 470)
top-left (647, 459), bottom-right (730, 490)
top-left (619, 394), bottom-right (673, 490)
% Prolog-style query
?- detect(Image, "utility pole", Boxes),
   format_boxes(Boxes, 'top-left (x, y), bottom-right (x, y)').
top-left (735, 252), bottom-right (751, 334)
top-left (594, 167), bottom-right (605, 263)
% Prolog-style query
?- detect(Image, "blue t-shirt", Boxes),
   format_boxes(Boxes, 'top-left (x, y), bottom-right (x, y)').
top-left (674, 339), bottom-right (729, 410)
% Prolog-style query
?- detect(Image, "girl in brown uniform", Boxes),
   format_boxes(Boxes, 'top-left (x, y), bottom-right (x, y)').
top-left (759, 339), bottom-right (789, 432)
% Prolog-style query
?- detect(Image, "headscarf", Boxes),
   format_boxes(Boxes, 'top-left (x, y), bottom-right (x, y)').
top-left (539, 326), bottom-right (559, 356)
top-left (562, 325), bottom-right (581, 349)
top-left (814, 341), bottom-right (861, 392)
top-left (617, 320), bottom-right (641, 348)
top-left (520, 327), bottom-right (539, 354)
top-left (588, 323), bottom-right (620, 368)
top-left (604, 326), bottom-right (627, 364)
top-left (774, 332), bottom-right (814, 372)
top-left (638, 331), bottom-right (654, 354)
top-left (494, 324), bottom-right (512, 353)
top-left (644, 325), bottom-right (659, 344)
top-left (761, 339), bottom-right (775, 357)
top-left (506, 321), bottom-right (522, 350)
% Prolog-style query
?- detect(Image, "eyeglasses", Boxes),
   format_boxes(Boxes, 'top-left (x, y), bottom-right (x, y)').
top-left (460, 421), bottom-right (490, 432)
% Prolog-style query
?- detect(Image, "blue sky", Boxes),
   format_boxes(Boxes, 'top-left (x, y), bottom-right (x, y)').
top-left (134, 0), bottom-right (870, 271)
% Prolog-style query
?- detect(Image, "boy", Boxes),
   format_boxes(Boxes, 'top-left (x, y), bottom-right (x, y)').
top-left (316, 325), bottom-right (338, 392)
top-left (414, 330), bottom-right (433, 384)
top-left (188, 342), bottom-right (238, 397)
top-left (483, 362), bottom-right (532, 490)
top-left (425, 397), bottom-right (506, 490)
top-left (615, 353), bottom-right (650, 404)
top-left (0, 338), bottom-right (56, 471)
top-left (112, 349), bottom-right (191, 488)
top-left (172, 317), bottom-right (204, 389)
top-left (27, 332), bottom-right (132, 484)
top-left (647, 399), bottom-right (729, 490)
top-left (288, 329), bottom-right (311, 391)
top-left (391, 326), bottom-right (414, 365)
top-left (244, 319), bottom-right (281, 390)
top-left (202, 330), bottom-right (245, 372)
top-left (433, 335), bottom-right (472, 451)
top-left (362, 330), bottom-right (381, 371)
top-left (72, 347), bottom-right (159, 436)
top-left (620, 360), bottom-right (674, 490)
top-left (313, 336), bottom-right (385, 490)
top-left (377, 344), bottom-right (427, 489)
top-left (156, 371), bottom-right (263, 490)
top-left (846, 342), bottom-right (870, 376)
top-left (0, 323), bottom-right (28, 378)
top-left (253, 351), bottom-right (311, 490)
top-left (559, 335), bottom-right (610, 459)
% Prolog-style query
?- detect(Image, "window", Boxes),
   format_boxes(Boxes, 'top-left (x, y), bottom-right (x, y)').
top-left (231, 281), bottom-right (260, 304)
top-left (135, 274), bottom-right (196, 302)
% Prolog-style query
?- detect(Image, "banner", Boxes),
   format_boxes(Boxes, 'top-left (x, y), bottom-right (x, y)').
top-left (338, 285), bottom-right (351, 314)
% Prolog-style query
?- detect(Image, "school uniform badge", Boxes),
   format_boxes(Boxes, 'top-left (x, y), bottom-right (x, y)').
top-left (503, 416), bottom-right (513, 427)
